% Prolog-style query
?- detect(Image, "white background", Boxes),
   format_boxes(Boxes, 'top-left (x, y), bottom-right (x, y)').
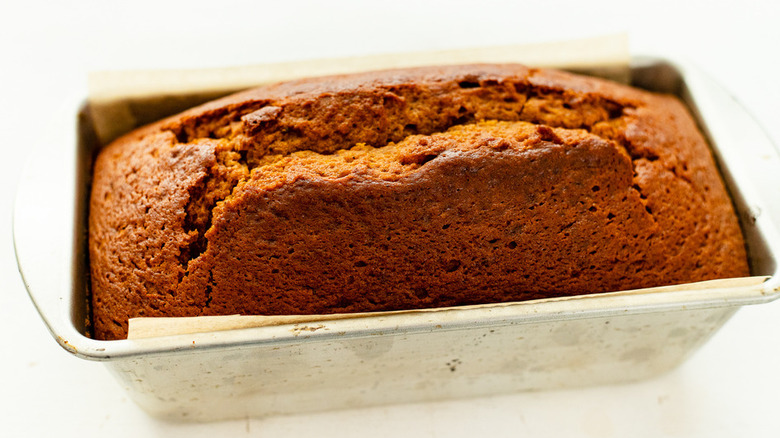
top-left (2, 1), bottom-right (779, 436)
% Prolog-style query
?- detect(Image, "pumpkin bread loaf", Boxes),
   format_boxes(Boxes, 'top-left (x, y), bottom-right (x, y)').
top-left (89, 64), bottom-right (749, 340)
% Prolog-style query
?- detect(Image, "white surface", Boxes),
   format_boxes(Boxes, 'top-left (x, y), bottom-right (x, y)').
top-left (1, 0), bottom-right (779, 436)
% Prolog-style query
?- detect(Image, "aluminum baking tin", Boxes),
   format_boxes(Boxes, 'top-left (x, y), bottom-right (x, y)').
top-left (13, 56), bottom-right (780, 421)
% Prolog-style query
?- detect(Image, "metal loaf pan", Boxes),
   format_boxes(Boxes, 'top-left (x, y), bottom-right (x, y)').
top-left (13, 56), bottom-right (780, 421)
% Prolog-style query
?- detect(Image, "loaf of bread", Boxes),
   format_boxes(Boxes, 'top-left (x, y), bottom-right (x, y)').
top-left (89, 64), bottom-right (749, 340)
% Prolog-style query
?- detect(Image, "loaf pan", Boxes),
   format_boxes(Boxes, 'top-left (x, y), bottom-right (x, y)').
top-left (13, 56), bottom-right (780, 421)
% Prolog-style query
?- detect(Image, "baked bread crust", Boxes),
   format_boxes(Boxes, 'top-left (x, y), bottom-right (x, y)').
top-left (89, 64), bottom-right (749, 340)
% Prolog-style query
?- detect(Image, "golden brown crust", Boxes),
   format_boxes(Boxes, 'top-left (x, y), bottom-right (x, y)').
top-left (89, 64), bottom-right (749, 340)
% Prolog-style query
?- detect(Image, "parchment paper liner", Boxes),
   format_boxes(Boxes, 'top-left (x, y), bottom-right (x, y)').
top-left (128, 277), bottom-right (768, 339)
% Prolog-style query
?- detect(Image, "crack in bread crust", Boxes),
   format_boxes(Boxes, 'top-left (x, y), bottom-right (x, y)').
top-left (175, 76), bottom-right (634, 271)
